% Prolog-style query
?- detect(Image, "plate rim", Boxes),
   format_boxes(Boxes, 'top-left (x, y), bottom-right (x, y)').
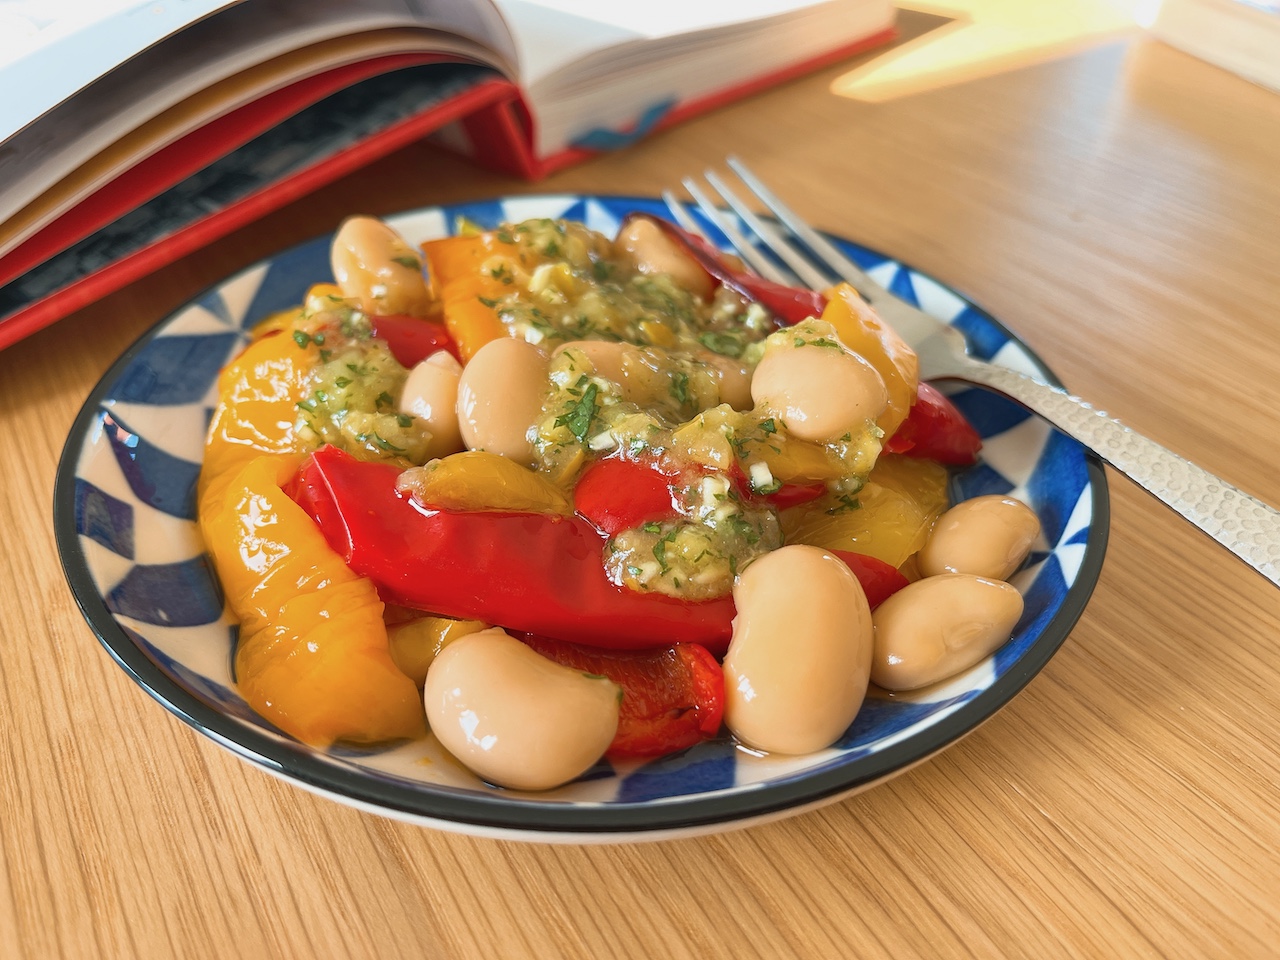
top-left (53, 193), bottom-right (1110, 837)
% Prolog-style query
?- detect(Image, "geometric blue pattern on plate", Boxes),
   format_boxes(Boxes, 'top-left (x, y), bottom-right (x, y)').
top-left (74, 478), bottom-right (135, 558)
top-left (55, 194), bottom-right (1109, 842)
top-left (100, 410), bottom-right (203, 520)
top-left (108, 333), bottom-right (241, 405)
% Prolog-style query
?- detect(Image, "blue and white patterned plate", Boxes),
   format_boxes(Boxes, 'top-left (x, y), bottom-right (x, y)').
top-left (55, 195), bottom-right (1108, 842)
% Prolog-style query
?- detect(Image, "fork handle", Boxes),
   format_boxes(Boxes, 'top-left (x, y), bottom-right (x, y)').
top-left (951, 360), bottom-right (1280, 587)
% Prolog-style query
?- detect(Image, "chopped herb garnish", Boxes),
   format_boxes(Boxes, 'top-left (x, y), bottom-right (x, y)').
top-left (396, 414), bottom-right (414, 428)
top-left (760, 418), bottom-right (777, 434)
top-left (698, 331), bottom-right (743, 357)
top-left (371, 433), bottom-right (405, 453)
top-left (334, 377), bottom-right (352, 388)
top-left (642, 521), bottom-right (663, 534)
top-left (376, 391), bottom-right (394, 408)
top-left (292, 330), bottom-right (314, 348)
top-left (391, 255), bottom-right (421, 270)
top-left (555, 382), bottom-right (600, 441)
top-left (478, 296), bottom-right (500, 308)
top-left (652, 528), bottom-right (678, 573)
top-left (496, 229), bottom-right (515, 244)
top-left (543, 240), bottom-right (560, 256)
top-left (669, 372), bottom-right (691, 407)
top-left (827, 494), bottom-right (861, 514)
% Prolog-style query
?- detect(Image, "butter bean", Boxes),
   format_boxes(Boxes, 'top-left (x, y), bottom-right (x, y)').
top-left (919, 495), bottom-right (1041, 580)
top-left (871, 574), bottom-right (1024, 691)
top-left (750, 342), bottom-right (888, 443)
top-left (423, 628), bottom-right (620, 791)
top-left (456, 338), bottom-right (548, 463)
top-left (725, 545), bottom-right (873, 754)
top-left (400, 351), bottom-right (464, 459)
top-left (553, 340), bottom-right (639, 386)
top-left (615, 217), bottom-right (714, 300)
top-left (330, 216), bottom-right (433, 316)
top-left (698, 351), bottom-right (754, 410)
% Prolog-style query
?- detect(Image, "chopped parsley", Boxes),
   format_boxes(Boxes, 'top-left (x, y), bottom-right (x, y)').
top-left (391, 255), bottom-right (421, 270)
top-left (827, 493), bottom-right (862, 514)
top-left (669, 372), bottom-right (691, 407)
top-left (698, 331), bottom-right (743, 357)
top-left (555, 382), bottom-right (600, 441)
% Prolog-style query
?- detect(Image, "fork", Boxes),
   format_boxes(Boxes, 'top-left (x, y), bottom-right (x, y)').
top-left (666, 156), bottom-right (1280, 589)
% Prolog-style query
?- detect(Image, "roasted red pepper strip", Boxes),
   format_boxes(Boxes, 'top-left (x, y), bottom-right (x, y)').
top-left (883, 382), bottom-right (983, 466)
top-left (292, 448), bottom-right (910, 649)
top-left (573, 457), bottom-right (677, 536)
top-left (292, 446), bottom-right (737, 652)
top-left (723, 462), bottom-right (827, 512)
top-left (369, 314), bottom-right (461, 366)
top-left (521, 636), bottom-right (725, 758)
top-left (765, 481), bottom-right (827, 511)
top-left (625, 214), bottom-right (828, 325)
top-left (829, 550), bottom-right (910, 609)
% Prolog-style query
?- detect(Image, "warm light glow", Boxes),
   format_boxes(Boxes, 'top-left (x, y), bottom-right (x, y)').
top-left (832, 0), bottom-right (1145, 103)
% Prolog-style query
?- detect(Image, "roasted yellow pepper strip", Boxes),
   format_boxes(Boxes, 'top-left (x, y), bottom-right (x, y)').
top-left (398, 450), bottom-right (574, 515)
top-left (199, 328), bottom-right (315, 521)
top-left (819, 283), bottom-right (920, 437)
top-left (201, 453), bottom-right (425, 745)
top-left (779, 454), bottom-right (949, 568)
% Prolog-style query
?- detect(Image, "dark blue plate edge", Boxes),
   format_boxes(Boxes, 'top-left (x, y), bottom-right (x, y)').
top-left (52, 195), bottom-right (1110, 836)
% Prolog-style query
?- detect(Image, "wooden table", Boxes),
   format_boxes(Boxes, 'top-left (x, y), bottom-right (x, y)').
top-left (3, 34), bottom-right (1279, 959)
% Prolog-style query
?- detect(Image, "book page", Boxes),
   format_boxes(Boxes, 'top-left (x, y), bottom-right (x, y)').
top-left (0, 0), bottom-right (518, 224)
top-left (492, 0), bottom-right (831, 84)
top-left (0, 0), bottom-right (243, 139)
top-left (497, 0), bottom-right (894, 157)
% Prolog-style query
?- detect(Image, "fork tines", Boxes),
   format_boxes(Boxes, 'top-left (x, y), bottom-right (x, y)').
top-left (664, 156), bottom-right (879, 302)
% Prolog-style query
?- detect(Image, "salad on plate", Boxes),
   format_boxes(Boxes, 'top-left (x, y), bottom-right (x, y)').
top-left (196, 211), bottom-right (1041, 791)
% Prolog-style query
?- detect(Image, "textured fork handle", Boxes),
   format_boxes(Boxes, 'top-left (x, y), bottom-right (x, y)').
top-left (954, 360), bottom-right (1280, 587)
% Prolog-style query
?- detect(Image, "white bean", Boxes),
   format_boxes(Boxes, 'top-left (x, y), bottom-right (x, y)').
top-left (455, 338), bottom-right (548, 463)
top-left (553, 340), bottom-right (638, 386)
top-left (423, 628), bottom-right (620, 791)
top-left (400, 351), bottom-right (464, 459)
top-left (698, 351), bottom-right (753, 411)
top-left (330, 216), bottom-right (432, 316)
top-left (615, 218), bottom-right (714, 300)
top-left (871, 574), bottom-right (1024, 691)
top-left (750, 342), bottom-right (888, 443)
top-left (919, 495), bottom-right (1041, 580)
top-left (724, 545), bottom-right (873, 754)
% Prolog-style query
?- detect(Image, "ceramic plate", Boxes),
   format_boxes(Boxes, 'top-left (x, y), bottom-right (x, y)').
top-left (55, 195), bottom-right (1108, 842)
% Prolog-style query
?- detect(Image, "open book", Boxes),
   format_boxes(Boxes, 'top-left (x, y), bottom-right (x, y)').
top-left (0, 0), bottom-right (896, 348)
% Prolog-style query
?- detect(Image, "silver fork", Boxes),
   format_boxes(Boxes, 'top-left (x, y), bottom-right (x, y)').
top-left (667, 156), bottom-right (1280, 588)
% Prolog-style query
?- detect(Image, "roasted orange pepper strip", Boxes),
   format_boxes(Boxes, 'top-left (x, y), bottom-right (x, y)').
top-left (201, 453), bottom-right (425, 745)
top-left (422, 233), bottom-right (514, 284)
top-left (198, 326), bottom-right (424, 745)
top-left (199, 328), bottom-right (314, 519)
top-left (435, 275), bottom-right (507, 362)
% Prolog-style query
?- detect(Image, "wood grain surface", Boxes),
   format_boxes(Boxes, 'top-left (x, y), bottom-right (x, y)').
top-left (3, 35), bottom-right (1279, 959)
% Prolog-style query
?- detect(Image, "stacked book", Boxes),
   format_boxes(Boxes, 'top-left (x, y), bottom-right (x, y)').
top-left (0, 0), bottom-right (898, 348)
